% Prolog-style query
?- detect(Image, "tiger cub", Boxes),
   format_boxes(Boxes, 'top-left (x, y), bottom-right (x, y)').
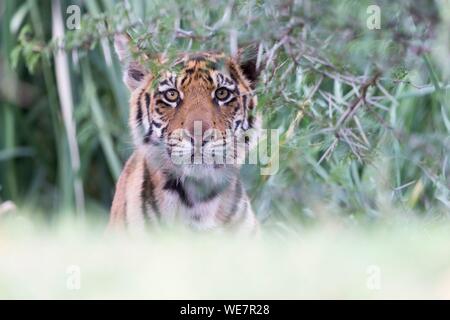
top-left (109, 34), bottom-right (260, 234)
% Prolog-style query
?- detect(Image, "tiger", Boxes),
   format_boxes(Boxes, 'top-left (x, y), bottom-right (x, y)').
top-left (108, 34), bottom-right (261, 234)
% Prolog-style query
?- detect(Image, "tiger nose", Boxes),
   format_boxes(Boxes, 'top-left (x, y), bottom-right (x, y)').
top-left (188, 120), bottom-right (211, 138)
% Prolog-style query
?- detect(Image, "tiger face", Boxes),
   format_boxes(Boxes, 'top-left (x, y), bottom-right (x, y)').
top-left (115, 34), bottom-right (260, 179)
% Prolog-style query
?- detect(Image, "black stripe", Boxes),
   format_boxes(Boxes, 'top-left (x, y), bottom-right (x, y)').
top-left (200, 189), bottom-right (221, 202)
top-left (145, 93), bottom-right (151, 118)
top-left (181, 75), bottom-right (190, 87)
top-left (154, 107), bottom-right (164, 116)
top-left (218, 73), bottom-right (224, 84)
top-left (160, 126), bottom-right (167, 138)
top-left (248, 114), bottom-right (255, 128)
top-left (248, 97), bottom-right (254, 109)
top-left (143, 125), bottom-right (153, 144)
top-left (142, 92), bottom-right (152, 144)
top-left (234, 120), bottom-right (242, 131)
top-left (159, 79), bottom-right (170, 87)
top-left (205, 74), bottom-right (214, 84)
top-left (136, 101), bottom-right (143, 125)
top-left (163, 176), bottom-right (193, 208)
top-left (228, 64), bottom-right (243, 85)
top-left (229, 70), bottom-right (238, 83)
top-left (153, 121), bottom-right (162, 128)
top-left (242, 94), bottom-right (248, 108)
top-left (224, 78), bottom-right (234, 86)
top-left (136, 90), bottom-right (144, 126)
top-left (241, 95), bottom-right (248, 130)
top-left (129, 69), bottom-right (144, 82)
top-left (142, 165), bottom-right (161, 219)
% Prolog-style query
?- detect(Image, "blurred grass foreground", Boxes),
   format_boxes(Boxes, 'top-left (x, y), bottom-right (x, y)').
top-left (1, 0), bottom-right (450, 299)
top-left (1, 217), bottom-right (450, 299)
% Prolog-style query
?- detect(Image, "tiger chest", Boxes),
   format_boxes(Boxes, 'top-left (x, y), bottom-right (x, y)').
top-left (156, 191), bottom-right (223, 230)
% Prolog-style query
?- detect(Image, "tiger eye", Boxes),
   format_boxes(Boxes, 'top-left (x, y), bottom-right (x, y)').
top-left (215, 87), bottom-right (230, 101)
top-left (164, 89), bottom-right (179, 102)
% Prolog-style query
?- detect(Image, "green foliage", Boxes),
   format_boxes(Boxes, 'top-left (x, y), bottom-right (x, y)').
top-left (11, 25), bottom-right (40, 73)
top-left (0, 0), bottom-right (449, 225)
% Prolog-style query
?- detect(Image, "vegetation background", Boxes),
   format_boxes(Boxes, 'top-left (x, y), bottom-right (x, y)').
top-left (2, 0), bottom-right (449, 224)
top-left (0, 0), bottom-right (450, 299)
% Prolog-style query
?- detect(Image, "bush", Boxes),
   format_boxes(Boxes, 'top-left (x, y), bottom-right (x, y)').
top-left (0, 0), bottom-right (449, 226)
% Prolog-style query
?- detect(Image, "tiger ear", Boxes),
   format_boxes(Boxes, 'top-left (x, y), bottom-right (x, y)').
top-left (114, 33), bottom-right (149, 91)
top-left (237, 43), bottom-right (261, 89)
